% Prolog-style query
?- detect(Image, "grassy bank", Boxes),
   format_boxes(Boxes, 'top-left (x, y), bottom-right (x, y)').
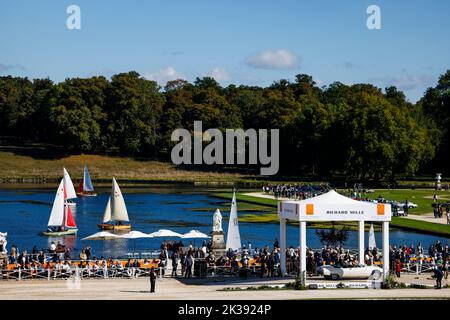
top-left (0, 151), bottom-right (249, 183)
top-left (390, 217), bottom-right (450, 237)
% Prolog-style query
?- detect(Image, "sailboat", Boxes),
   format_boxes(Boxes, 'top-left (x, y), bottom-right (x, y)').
top-left (40, 179), bottom-right (78, 236)
top-left (97, 178), bottom-right (131, 231)
top-left (63, 168), bottom-right (77, 207)
top-left (225, 189), bottom-right (242, 251)
top-left (77, 165), bottom-right (97, 197)
top-left (368, 223), bottom-right (377, 250)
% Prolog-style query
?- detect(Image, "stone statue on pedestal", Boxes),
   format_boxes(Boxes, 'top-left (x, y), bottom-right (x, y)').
top-left (211, 209), bottom-right (226, 256)
top-left (213, 208), bottom-right (223, 232)
top-left (0, 232), bottom-right (7, 257)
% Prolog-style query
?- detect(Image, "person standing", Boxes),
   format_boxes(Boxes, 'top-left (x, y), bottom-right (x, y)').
top-left (433, 266), bottom-right (444, 289)
top-left (85, 245), bottom-right (91, 260)
top-left (184, 254), bottom-right (193, 279)
top-left (171, 251), bottom-right (179, 278)
top-left (260, 253), bottom-right (266, 278)
top-left (443, 258), bottom-right (449, 280)
top-left (404, 200), bottom-right (409, 216)
top-left (149, 267), bottom-right (156, 293)
top-left (395, 259), bottom-right (401, 278)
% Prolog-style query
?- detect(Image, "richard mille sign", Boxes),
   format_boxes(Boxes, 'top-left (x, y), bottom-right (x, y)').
top-left (326, 210), bottom-right (364, 215)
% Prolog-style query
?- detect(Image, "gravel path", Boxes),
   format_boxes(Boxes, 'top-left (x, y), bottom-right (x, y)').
top-left (0, 274), bottom-right (449, 300)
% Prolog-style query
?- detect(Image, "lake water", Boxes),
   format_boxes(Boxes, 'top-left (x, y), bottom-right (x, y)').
top-left (0, 186), bottom-right (449, 258)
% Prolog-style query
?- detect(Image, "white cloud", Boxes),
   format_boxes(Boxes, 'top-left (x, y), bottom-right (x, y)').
top-left (0, 63), bottom-right (26, 72)
top-left (207, 67), bottom-right (230, 82)
top-left (144, 66), bottom-right (185, 84)
top-left (370, 71), bottom-right (434, 91)
top-left (245, 49), bottom-right (298, 70)
top-left (344, 62), bottom-right (362, 69)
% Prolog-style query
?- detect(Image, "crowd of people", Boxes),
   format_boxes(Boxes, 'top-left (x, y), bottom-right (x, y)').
top-left (2, 238), bottom-right (450, 290)
top-left (262, 184), bottom-right (329, 200)
top-left (389, 240), bottom-right (449, 278)
top-left (433, 202), bottom-right (450, 223)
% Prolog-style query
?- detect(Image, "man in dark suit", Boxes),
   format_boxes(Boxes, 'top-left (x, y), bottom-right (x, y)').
top-left (433, 266), bottom-right (444, 289)
top-left (171, 251), bottom-right (178, 278)
top-left (149, 267), bottom-right (156, 293)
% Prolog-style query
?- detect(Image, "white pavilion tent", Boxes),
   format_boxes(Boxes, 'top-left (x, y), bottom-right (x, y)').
top-left (278, 190), bottom-right (391, 281)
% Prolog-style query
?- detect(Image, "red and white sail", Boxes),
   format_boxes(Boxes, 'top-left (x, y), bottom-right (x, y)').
top-left (47, 178), bottom-right (77, 229)
top-left (63, 181), bottom-right (77, 228)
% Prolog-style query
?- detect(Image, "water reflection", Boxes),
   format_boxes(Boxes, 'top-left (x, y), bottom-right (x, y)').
top-left (0, 187), bottom-right (449, 258)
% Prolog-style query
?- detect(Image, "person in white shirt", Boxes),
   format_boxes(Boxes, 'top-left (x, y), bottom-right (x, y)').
top-left (62, 261), bottom-right (71, 277)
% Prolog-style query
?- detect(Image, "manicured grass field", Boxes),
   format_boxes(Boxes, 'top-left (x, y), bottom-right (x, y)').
top-left (212, 190), bottom-right (450, 236)
top-left (214, 192), bottom-right (278, 207)
top-left (359, 189), bottom-right (449, 215)
top-left (216, 189), bottom-right (450, 215)
top-left (390, 217), bottom-right (450, 237)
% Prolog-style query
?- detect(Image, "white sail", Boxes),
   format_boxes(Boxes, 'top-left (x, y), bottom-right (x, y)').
top-left (110, 178), bottom-right (129, 222)
top-left (368, 223), bottom-right (377, 250)
top-left (83, 165), bottom-right (94, 192)
top-left (63, 168), bottom-right (77, 199)
top-left (102, 197), bottom-right (112, 223)
top-left (47, 180), bottom-right (65, 227)
top-left (225, 190), bottom-right (241, 251)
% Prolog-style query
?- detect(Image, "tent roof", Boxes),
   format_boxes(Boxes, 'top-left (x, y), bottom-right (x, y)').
top-left (148, 229), bottom-right (183, 238)
top-left (120, 230), bottom-right (154, 239)
top-left (181, 230), bottom-right (211, 239)
top-left (283, 190), bottom-right (365, 206)
top-left (279, 190), bottom-right (391, 222)
top-left (82, 231), bottom-right (121, 240)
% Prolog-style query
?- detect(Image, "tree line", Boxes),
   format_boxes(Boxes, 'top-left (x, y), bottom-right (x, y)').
top-left (0, 70), bottom-right (449, 180)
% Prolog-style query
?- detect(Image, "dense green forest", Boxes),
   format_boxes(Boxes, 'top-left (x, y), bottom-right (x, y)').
top-left (0, 70), bottom-right (449, 180)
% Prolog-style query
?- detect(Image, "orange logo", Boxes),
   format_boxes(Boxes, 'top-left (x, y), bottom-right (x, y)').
top-left (377, 204), bottom-right (385, 215)
top-left (306, 204), bottom-right (314, 215)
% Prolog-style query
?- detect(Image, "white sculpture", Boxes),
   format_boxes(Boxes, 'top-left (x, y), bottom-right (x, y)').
top-left (212, 209), bottom-right (223, 232)
top-left (0, 232), bottom-right (7, 256)
top-left (436, 173), bottom-right (442, 190)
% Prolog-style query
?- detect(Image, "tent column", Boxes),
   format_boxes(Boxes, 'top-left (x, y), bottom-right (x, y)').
top-left (358, 220), bottom-right (365, 265)
top-left (280, 218), bottom-right (286, 275)
top-left (299, 221), bottom-right (306, 283)
top-left (382, 221), bottom-right (390, 278)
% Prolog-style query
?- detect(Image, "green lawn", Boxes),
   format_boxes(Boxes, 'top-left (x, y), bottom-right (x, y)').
top-left (390, 217), bottom-right (450, 237)
top-left (214, 192), bottom-right (278, 207)
top-left (358, 189), bottom-right (449, 215)
top-left (213, 189), bottom-right (450, 215)
top-left (211, 190), bottom-right (450, 236)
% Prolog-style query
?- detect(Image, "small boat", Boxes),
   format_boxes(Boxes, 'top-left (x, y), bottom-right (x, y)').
top-left (77, 165), bottom-right (97, 197)
top-left (40, 179), bottom-right (78, 236)
top-left (63, 167), bottom-right (77, 207)
top-left (97, 178), bottom-right (131, 231)
top-left (225, 189), bottom-right (242, 251)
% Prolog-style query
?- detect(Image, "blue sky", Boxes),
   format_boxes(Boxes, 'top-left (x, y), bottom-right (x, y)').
top-left (0, 0), bottom-right (449, 102)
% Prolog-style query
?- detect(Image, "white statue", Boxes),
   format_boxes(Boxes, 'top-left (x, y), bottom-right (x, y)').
top-left (0, 232), bottom-right (7, 256)
top-left (212, 209), bottom-right (223, 232)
